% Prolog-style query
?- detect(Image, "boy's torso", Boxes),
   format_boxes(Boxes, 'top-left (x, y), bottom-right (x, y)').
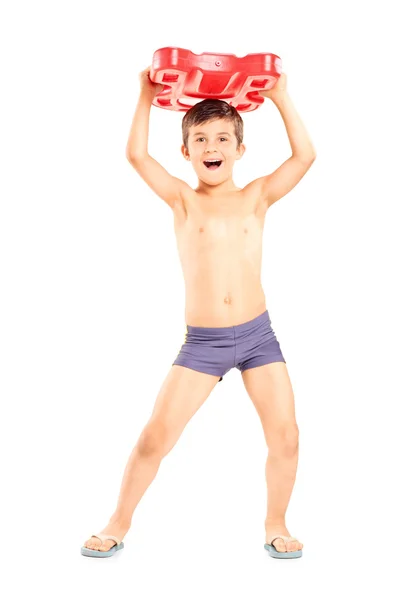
top-left (173, 186), bottom-right (269, 327)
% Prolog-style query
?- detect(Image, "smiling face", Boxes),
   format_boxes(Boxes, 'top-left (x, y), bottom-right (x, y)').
top-left (181, 118), bottom-right (245, 184)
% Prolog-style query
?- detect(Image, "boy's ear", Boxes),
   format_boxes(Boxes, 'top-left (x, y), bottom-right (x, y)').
top-left (181, 144), bottom-right (190, 160)
top-left (237, 143), bottom-right (246, 159)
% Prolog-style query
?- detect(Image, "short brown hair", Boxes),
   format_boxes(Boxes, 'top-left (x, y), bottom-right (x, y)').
top-left (182, 99), bottom-right (243, 151)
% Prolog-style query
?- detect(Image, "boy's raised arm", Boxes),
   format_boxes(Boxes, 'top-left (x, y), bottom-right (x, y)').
top-left (125, 85), bottom-right (154, 160)
top-left (125, 68), bottom-right (189, 210)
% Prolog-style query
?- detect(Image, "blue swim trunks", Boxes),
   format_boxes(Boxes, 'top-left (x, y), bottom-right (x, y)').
top-left (172, 309), bottom-right (285, 382)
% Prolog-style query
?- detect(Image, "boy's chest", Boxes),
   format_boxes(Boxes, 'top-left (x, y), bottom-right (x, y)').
top-left (174, 205), bottom-right (265, 254)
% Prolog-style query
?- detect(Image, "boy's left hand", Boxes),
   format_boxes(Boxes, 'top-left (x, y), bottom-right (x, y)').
top-left (259, 73), bottom-right (287, 101)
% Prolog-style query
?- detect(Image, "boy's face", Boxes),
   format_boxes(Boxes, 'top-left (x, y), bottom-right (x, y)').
top-left (181, 118), bottom-right (245, 182)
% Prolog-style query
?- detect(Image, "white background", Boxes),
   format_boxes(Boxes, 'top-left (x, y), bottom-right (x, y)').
top-left (1, 0), bottom-right (399, 598)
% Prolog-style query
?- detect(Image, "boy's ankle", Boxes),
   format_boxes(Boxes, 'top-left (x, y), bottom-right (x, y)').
top-left (265, 517), bottom-right (286, 527)
top-left (109, 515), bottom-right (132, 529)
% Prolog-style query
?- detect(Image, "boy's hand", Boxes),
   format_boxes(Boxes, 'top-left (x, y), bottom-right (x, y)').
top-left (259, 72), bottom-right (287, 101)
top-left (139, 66), bottom-right (164, 96)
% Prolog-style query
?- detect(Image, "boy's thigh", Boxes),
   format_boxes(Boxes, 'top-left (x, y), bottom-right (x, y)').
top-left (146, 365), bottom-right (220, 446)
top-left (241, 362), bottom-right (297, 442)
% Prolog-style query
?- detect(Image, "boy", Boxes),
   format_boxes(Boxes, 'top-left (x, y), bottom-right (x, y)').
top-left (82, 66), bottom-right (316, 559)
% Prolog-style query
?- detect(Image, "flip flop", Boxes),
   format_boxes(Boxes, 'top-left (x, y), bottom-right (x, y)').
top-left (81, 533), bottom-right (124, 558)
top-left (264, 535), bottom-right (302, 559)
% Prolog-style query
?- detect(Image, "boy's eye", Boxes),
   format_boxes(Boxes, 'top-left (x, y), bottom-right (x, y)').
top-left (196, 137), bottom-right (227, 142)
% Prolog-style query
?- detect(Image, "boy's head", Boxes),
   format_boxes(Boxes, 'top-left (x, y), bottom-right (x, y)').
top-left (181, 99), bottom-right (245, 183)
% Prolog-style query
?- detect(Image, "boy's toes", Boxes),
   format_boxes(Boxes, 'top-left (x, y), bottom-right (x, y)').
top-left (270, 537), bottom-right (303, 552)
top-left (272, 538), bottom-right (287, 552)
top-left (83, 536), bottom-right (117, 552)
top-left (287, 539), bottom-right (302, 551)
top-left (84, 537), bottom-right (100, 550)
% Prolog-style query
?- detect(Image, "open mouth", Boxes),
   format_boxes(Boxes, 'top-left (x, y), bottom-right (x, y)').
top-left (203, 159), bottom-right (223, 170)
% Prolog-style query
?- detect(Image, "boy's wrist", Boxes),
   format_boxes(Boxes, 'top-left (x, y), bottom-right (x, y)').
top-left (269, 90), bottom-right (289, 106)
top-left (139, 87), bottom-right (156, 100)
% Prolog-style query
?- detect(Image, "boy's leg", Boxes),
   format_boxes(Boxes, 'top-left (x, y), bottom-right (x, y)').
top-left (241, 361), bottom-right (303, 553)
top-left (83, 365), bottom-right (220, 552)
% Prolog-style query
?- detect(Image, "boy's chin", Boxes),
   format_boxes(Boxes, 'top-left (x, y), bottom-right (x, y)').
top-left (197, 166), bottom-right (229, 179)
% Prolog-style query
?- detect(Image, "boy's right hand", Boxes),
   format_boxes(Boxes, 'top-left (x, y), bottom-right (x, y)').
top-left (139, 66), bottom-right (164, 96)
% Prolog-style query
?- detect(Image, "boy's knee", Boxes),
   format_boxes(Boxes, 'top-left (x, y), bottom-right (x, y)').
top-left (267, 423), bottom-right (299, 456)
top-left (137, 421), bottom-right (172, 457)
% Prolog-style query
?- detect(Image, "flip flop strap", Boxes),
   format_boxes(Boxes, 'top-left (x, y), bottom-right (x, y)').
top-left (91, 533), bottom-right (121, 545)
top-left (270, 535), bottom-right (298, 544)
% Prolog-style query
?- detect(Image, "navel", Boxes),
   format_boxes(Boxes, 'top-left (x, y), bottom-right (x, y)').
top-left (199, 227), bottom-right (204, 233)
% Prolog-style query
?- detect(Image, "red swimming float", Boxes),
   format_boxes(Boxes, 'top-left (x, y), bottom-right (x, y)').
top-left (149, 47), bottom-right (282, 113)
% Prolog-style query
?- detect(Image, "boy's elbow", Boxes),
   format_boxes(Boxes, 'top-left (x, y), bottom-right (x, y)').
top-left (305, 152), bottom-right (316, 163)
top-left (126, 149), bottom-right (136, 162)
top-left (126, 150), bottom-right (148, 163)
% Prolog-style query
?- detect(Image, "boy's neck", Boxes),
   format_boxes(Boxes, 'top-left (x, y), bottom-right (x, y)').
top-left (195, 176), bottom-right (241, 196)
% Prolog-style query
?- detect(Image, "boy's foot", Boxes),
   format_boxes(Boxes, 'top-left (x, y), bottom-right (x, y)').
top-left (265, 522), bottom-right (303, 553)
top-left (83, 520), bottom-right (130, 552)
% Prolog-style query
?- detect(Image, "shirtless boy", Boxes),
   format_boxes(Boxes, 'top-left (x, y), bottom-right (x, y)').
top-left (82, 66), bottom-right (316, 559)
